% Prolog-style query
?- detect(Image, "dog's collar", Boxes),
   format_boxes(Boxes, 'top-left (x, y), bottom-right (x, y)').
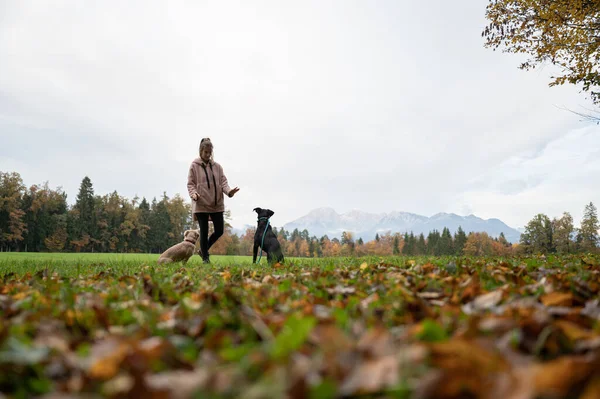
top-left (184, 238), bottom-right (196, 244)
top-left (257, 217), bottom-right (270, 222)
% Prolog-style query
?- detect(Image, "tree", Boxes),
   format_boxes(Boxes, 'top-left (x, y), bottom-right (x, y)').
top-left (464, 232), bottom-right (494, 256)
top-left (553, 212), bottom-right (575, 254)
top-left (438, 227), bottom-right (454, 255)
top-left (402, 232), bottom-right (413, 255)
top-left (137, 198), bottom-right (151, 252)
top-left (416, 233), bottom-right (427, 255)
top-left (454, 226), bottom-right (467, 255)
top-left (71, 176), bottom-right (96, 250)
top-left (165, 193), bottom-right (193, 244)
top-left (341, 231), bottom-right (355, 255)
top-left (0, 172), bottom-right (27, 251)
top-left (238, 227), bottom-right (255, 256)
top-left (483, 0), bottom-right (600, 107)
top-left (23, 182), bottom-right (68, 252)
top-left (44, 214), bottom-right (68, 252)
top-left (392, 234), bottom-right (400, 255)
top-left (520, 213), bottom-right (554, 254)
top-left (579, 202), bottom-right (599, 252)
top-left (147, 197), bottom-right (171, 253)
top-left (427, 229), bottom-right (441, 255)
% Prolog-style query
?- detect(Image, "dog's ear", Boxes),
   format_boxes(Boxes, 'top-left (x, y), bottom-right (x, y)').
top-left (184, 229), bottom-right (191, 237)
top-left (253, 207), bottom-right (261, 214)
top-left (267, 209), bottom-right (274, 218)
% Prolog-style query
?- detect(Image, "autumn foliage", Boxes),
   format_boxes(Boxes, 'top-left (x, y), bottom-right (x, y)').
top-left (2, 254), bottom-right (600, 397)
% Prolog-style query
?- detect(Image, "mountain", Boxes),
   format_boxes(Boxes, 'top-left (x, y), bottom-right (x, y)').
top-left (282, 207), bottom-right (522, 243)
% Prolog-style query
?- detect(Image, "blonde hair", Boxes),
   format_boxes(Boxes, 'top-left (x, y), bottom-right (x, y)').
top-left (199, 138), bottom-right (214, 162)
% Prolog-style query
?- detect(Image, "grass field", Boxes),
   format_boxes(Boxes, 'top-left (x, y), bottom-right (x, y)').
top-left (1, 252), bottom-right (600, 398)
top-left (0, 252), bottom-right (257, 277)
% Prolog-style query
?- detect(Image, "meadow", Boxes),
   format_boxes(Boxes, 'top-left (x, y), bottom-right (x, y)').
top-left (1, 252), bottom-right (599, 398)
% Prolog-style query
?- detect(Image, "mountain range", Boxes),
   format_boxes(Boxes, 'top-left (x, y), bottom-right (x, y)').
top-left (273, 207), bottom-right (523, 243)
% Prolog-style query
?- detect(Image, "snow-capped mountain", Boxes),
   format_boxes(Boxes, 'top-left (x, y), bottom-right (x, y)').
top-left (282, 208), bottom-right (522, 243)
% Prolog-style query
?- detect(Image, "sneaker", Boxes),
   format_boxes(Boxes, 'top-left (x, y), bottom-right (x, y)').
top-left (202, 257), bottom-right (210, 264)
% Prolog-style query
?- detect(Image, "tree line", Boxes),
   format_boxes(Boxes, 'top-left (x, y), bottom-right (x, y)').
top-left (518, 204), bottom-right (599, 254)
top-left (0, 172), bottom-right (191, 253)
top-left (1, 171), bottom-right (598, 256)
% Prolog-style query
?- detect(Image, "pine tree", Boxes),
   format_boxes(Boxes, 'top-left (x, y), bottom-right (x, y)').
top-left (138, 198), bottom-right (151, 252)
top-left (439, 227), bottom-right (454, 255)
top-left (72, 176), bottom-right (96, 250)
top-left (402, 232), bottom-right (412, 255)
top-left (392, 234), bottom-right (400, 255)
top-left (579, 202), bottom-right (599, 252)
top-left (427, 229), bottom-right (441, 255)
top-left (147, 197), bottom-right (171, 253)
top-left (417, 233), bottom-right (427, 255)
top-left (454, 226), bottom-right (467, 255)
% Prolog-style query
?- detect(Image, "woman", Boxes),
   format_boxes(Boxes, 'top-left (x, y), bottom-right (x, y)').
top-left (187, 138), bottom-right (239, 263)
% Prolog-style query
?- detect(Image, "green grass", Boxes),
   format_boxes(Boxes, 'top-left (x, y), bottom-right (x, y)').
top-left (0, 252), bottom-right (421, 277)
top-left (0, 252), bottom-right (255, 276)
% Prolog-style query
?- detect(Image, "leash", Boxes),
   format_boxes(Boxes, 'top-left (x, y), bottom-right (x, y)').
top-left (256, 217), bottom-right (270, 263)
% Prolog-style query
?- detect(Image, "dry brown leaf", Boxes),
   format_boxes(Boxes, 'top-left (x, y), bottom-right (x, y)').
top-left (553, 320), bottom-right (596, 342)
top-left (339, 355), bottom-right (398, 396)
top-left (87, 337), bottom-right (130, 380)
top-left (540, 291), bottom-right (573, 307)
top-left (357, 326), bottom-right (393, 358)
top-left (532, 356), bottom-right (596, 397)
top-left (462, 289), bottom-right (504, 314)
top-left (580, 374), bottom-right (600, 399)
top-left (138, 336), bottom-right (169, 361)
top-left (429, 339), bottom-right (509, 374)
top-left (145, 369), bottom-right (210, 399)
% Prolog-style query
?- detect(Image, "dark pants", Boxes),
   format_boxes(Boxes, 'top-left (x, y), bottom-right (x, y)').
top-left (194, 212), bottom-right (224, 260)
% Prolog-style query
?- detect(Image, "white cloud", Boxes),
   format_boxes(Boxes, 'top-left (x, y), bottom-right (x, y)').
top-left (455, 126), bottom-right (600, 227)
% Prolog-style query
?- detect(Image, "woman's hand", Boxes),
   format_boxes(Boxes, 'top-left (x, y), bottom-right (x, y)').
top-left (191, 193), bottom-right (199, 201)
top-left (228, 187), bottom-right (240, 198)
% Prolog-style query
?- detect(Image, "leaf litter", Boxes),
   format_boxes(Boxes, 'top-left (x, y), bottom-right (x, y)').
top-left (0, 255), bottom-right (599, 398)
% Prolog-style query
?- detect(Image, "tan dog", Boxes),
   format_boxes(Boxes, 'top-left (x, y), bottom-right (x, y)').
top-left (157, 229), bottom-right (200, 265)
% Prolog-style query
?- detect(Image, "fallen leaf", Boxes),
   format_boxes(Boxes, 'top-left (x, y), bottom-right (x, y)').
top-left (339, 355), bottom-right (398, 396)
top-left (87, 337), bottom-right (130, 380)
top-left (540, 292), bottom-right (573, 307)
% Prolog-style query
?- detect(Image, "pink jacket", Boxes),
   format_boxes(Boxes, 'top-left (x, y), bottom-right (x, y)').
top-left (187, 158), bottom-right (232, 213)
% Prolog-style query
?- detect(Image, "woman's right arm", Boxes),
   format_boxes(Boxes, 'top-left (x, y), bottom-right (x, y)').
top-left (187, 165), bottom-right (198, 200)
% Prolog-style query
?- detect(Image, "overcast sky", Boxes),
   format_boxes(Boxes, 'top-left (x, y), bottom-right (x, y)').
top-left (1, 0), bottom-right (598, 231)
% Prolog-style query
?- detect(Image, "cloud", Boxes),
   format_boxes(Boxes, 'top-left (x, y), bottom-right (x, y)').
top-left (455, 126), bottom-right (600, 227)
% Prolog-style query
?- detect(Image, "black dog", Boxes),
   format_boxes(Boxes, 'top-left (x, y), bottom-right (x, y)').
top-left (253, 207), bottom-right (284, 264)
